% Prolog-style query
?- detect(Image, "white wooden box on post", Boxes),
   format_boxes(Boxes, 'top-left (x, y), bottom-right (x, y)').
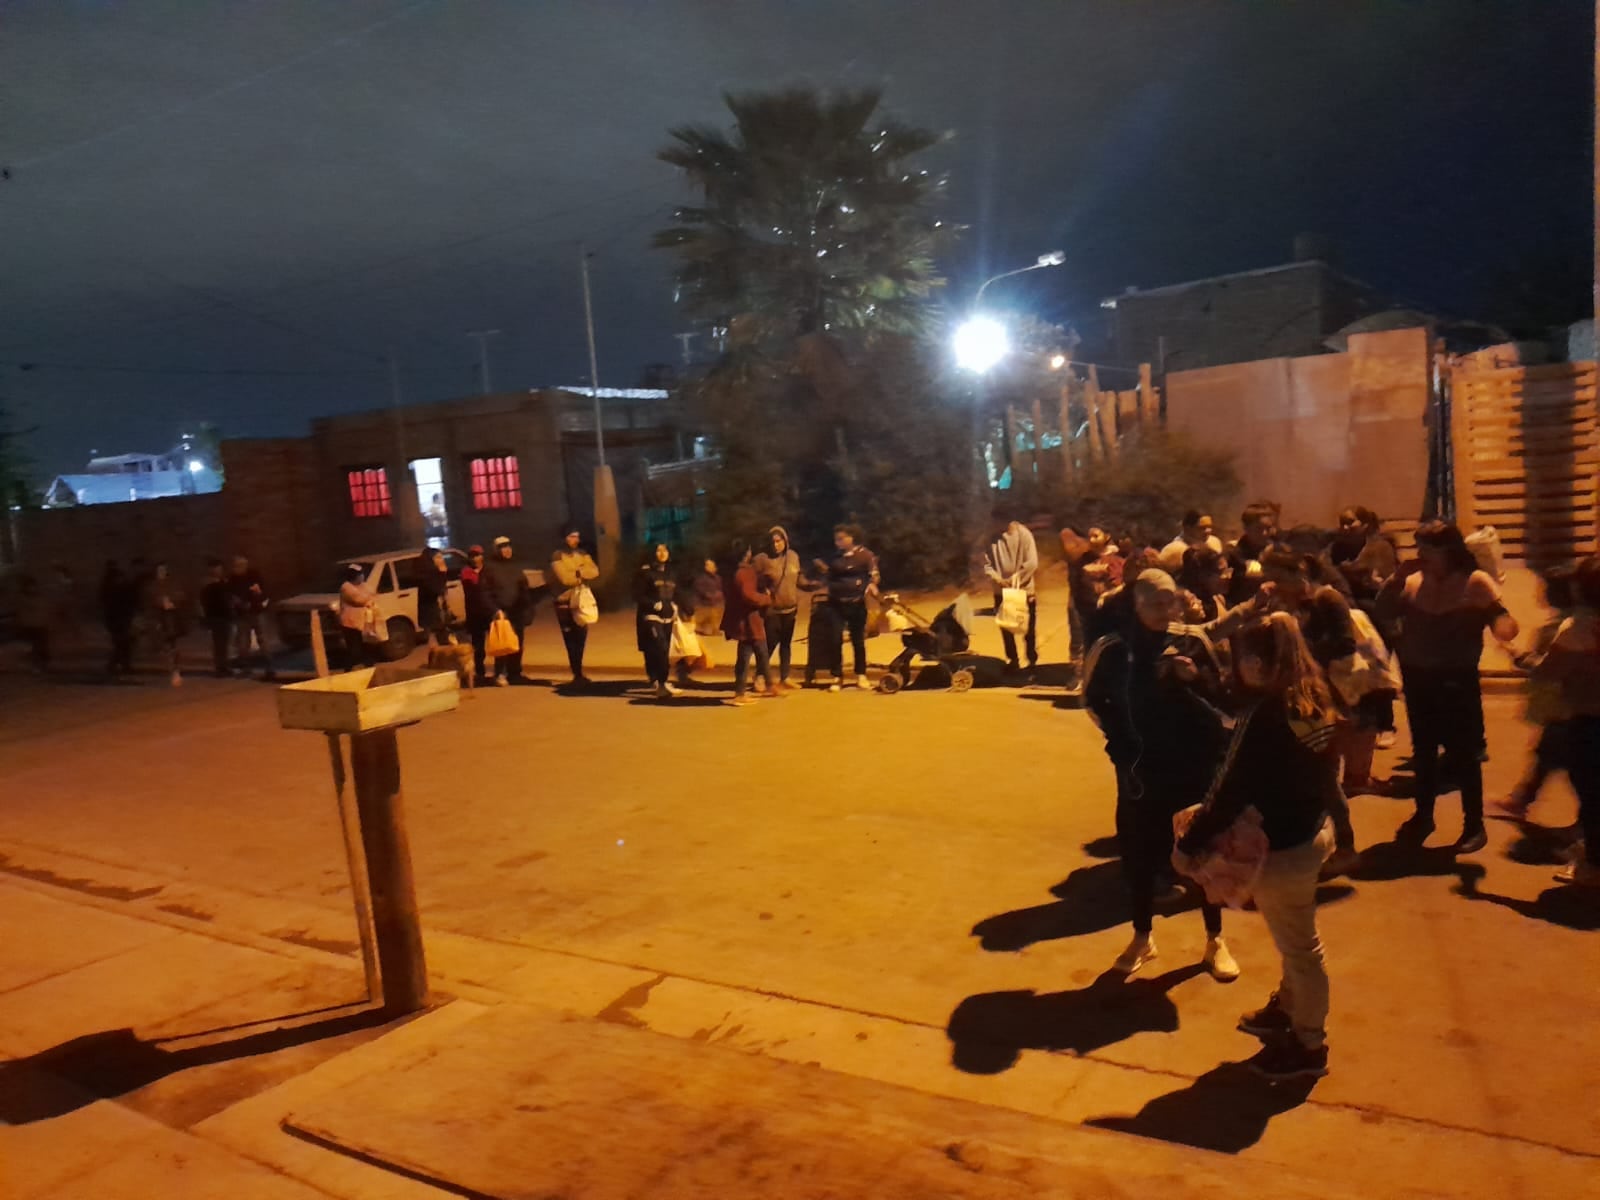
top-left (277, 665), bottom-right (459, 733)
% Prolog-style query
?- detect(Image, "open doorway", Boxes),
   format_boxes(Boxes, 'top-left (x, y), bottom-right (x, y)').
top-left (410, 457), bottom-right (449, 549)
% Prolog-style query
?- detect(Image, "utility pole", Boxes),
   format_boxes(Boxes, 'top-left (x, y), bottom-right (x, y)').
top-left (466, 329), bottom-right (501, 394)
top-left (579, 247), bottom-right (605, 467)
top-left (578, 246), bottom-right (618, 583)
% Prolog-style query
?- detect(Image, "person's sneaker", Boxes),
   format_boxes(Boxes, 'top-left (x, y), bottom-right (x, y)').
top-left (664, 682), bottom-right (682, 696)
top-left (1375, 731), bottom-right (1397, 750)
top-left (1396, 814), bottom-right (1435, 844)
top-left (1238, 998), bottom-right (1292, 1039)
top-left (1247, 1038), bottom-right (1329, 1080)
top-left (856, 676), bottom-right (872, 690)
top-left (1204, 937), bottom-right (1240, 982)
top-left (1112, 933), bottom-right (1157, 975)
top-left (728, 694), bottom-right (756, 707)
top-left (1554, 860), bottom-right (1600, 887)
top-left (654, 682), bottom-right (671, 699)
top-left (1320, 846), bottom-right (1361, 880)
top-left (494, 676), bottom-right (509, 688)
top-left (828, 682), bottom-right (842, 693)
top-left (1455, 825), bottom-right (1488, 855)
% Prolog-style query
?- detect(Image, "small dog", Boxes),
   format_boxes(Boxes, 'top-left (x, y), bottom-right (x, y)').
top-left (426, 640), bottom-right (477, 695)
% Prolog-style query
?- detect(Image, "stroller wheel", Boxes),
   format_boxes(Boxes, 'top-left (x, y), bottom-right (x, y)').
top-left (877, 672), bottom-right (904, 695)
top-left (949, 667), bottom-right (974, 693)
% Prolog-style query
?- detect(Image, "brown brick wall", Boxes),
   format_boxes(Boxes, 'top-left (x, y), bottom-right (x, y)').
top-left (221, 437), bottom-right (328, 596)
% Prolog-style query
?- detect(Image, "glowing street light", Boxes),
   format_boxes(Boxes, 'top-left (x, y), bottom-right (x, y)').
top-left (954, 250), bottom-right (1065, 373)
top-left (1049, 353), bottom-right (1067, 370)
top-left (953, 315), bottom-right (1011, 373)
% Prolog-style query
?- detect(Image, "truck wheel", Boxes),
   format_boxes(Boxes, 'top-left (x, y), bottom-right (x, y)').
top-left (383, 618), bottom-right (417, 660)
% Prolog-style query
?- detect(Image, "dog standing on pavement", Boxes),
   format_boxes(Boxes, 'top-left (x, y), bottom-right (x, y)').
top-left (427, 640), bottom-right (477, 695)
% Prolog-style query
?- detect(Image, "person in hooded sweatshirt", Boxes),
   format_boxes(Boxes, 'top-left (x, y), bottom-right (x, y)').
top-left (984, 508), bottom-right (1039, 674)
top-left (481, 536), bottom-right (533, 686)
top-left (1177, 613), bottom-right (1340, 1080)
top-left (1084, 568), bottom-right (1239, 983)
top-left (722, 537), bottom-right (775, 706)
top-left (761, 526), bottom-right (804, 691)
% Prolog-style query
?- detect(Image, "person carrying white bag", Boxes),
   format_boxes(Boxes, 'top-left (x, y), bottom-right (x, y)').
top-left (550, 525), bottom-right (601, 689)
top-left (984, 508), bottom-right (1039, 675)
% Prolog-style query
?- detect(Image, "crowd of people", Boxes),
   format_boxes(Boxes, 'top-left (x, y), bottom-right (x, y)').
top-left (1076, 499), bottom-right (1600, 1081)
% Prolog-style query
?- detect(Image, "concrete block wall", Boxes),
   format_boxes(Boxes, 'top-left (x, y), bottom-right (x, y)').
top-left (221, 437), bottom-right (329, 596)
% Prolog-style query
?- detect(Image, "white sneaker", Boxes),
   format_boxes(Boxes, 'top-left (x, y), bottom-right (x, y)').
top-left (1375, 731), bottom-right (1397, 750)
top-left (828, 682), bottom-right (842, 693)
top-left (655, 682), bottom-right (671, 699)
top-left (664, 682), bottom-right (681, 696)
top-left (1204, 937), bottom-right (1241, 982)
top-left (856, 676), bottom-right (872, 690)
top-left (1113, 933), bottom-right (1157, 975)
top-left (1555, 859), bottom-right (1600, 887)
top-left (494, 676), bottom-right (509, 688)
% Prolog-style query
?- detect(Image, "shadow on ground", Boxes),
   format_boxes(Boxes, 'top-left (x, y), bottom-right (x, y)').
top-left (1454, 877), bottom-right (1600, 931)
top-left (1086, 1060), bottom-right (1318, 1153)
top-left (946, 964), bottom-right (1205, 1074)
top-left (0, 1004), bottom-right (405, 1124)
top-left (970, 861), bottom-right (1131, 952)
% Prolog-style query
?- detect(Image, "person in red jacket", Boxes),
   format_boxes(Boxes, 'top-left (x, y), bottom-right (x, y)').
top-left (721, 537), bottom-right (776, 707)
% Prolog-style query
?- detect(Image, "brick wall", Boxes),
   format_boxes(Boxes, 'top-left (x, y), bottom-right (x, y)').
top-left (11, 492), bottom-right (228, 606)
top-left (221, 437), bottom-right (328, 595)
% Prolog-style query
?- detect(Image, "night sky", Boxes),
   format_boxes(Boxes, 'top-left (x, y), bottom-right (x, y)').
top-left (3, 1), bottom-right (1592, 478)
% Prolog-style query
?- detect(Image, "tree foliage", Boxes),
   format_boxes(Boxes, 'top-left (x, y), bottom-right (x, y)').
top-left (657, 87), bottom-right (983, 585)
top-left (656, 87), bottom-right (953, 347)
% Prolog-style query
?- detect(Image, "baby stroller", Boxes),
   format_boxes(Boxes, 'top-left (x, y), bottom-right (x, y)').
top-left (876, 593), bottom-right (979, 694)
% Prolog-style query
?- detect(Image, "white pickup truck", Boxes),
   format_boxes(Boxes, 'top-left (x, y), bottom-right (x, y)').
top-left (277, 548), bottom-right (467, 661)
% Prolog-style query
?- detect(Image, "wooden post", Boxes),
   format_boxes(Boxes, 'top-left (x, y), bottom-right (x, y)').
top-left (1100, 393), bottom-right (1120, 460)
top-left (326, 733), bottom-right (380, 1002)
top-left (1118, 390), bottom-right (1139, 439)
top-left (1139, 363), bottom-right (1157, 427)
top-left (1029, 396), bottom-right (1045, 484)
top-left (309, 608), bottom-right (330, 678)
top-left (1085, 366), bottom-right (1104, 460)
top-left (1058, 380), bottom-right (1075, 477)
top-left (349, 727), bottom-right (428, 1014)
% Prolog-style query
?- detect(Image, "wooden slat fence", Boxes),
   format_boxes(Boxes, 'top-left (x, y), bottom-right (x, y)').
top-left (1450, 359), bottom-right (1599, 564)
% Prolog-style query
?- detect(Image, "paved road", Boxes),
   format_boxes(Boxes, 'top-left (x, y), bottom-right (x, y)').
top-left (0, 654), bottom-right (1593, 1196)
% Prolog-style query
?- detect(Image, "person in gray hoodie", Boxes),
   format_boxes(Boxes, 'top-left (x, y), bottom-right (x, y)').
top-left (984, 509), bottom-right (1039, 673)
top-left (760, 525), bottom-right (804, 690)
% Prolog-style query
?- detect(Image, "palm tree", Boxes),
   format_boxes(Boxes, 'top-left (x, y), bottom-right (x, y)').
top-left (655, 87), bottom-right (951, 346)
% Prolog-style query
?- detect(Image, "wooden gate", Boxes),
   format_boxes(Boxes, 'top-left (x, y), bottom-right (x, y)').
top-left (1450, 360), bottom-right (1599, 565)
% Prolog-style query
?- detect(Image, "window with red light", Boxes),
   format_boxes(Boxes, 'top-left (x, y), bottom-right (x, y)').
top-left (346, 466), bottom-right (392, 518)
top-left (469, 455), bottom-right (522, 510)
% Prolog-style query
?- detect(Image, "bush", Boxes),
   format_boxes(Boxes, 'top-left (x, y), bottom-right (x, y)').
top-left (1045, 429), bottom-right (1240, 544)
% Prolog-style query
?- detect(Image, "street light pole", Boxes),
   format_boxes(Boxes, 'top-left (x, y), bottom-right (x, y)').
top-left (579, 246), bottom-right (605, 469)
top-left (578, 245), bottom-right (618, 582)
top-left (466, 329), bottom-right (501, 394)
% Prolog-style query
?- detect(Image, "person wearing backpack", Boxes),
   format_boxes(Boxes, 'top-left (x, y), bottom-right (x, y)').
top-left (550, 525), bottom-right (600, 688)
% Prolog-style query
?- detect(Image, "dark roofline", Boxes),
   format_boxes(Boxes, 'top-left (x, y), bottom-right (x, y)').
top-left (1104, 259), bottom-right (1378, 305)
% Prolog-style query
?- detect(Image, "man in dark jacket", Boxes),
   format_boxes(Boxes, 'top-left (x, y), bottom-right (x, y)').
top-left (817, 524), bottom-right (878, 691)
top-left (479, 535), bottom-right (532, 684)
top-left (1084, 568), bottom-right (1238, 981)
top-left (199, 558), bottom-right (233, 677)
top-left (228, 555), bottom-right (275, 680)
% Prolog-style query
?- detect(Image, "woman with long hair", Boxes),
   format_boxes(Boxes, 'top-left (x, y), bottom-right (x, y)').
top-left (634, 543), bottom-right (679, 699)
top-left (1176, 612), bottom-right (1339, 1079)
top-left (1377, 521), bottom-right (1519, 853)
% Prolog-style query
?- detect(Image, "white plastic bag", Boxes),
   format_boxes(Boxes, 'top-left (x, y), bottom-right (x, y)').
top-left (572, 584), bottom-right (599, 627)
top-left (669, 616), bottom-right (701, 663)
top-left (996, 586), bottom-right (1030, 634)
top-left (1465, 525), bottom-right (1504, 583)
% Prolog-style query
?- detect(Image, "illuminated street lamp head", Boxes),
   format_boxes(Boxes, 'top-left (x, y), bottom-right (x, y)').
top-left (1036, 250), bottom-right (1066, 267)
top-left (954, 315), bottom-right (1009, 373)
top-left (1049, 354), bottom-right (1067, 370)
